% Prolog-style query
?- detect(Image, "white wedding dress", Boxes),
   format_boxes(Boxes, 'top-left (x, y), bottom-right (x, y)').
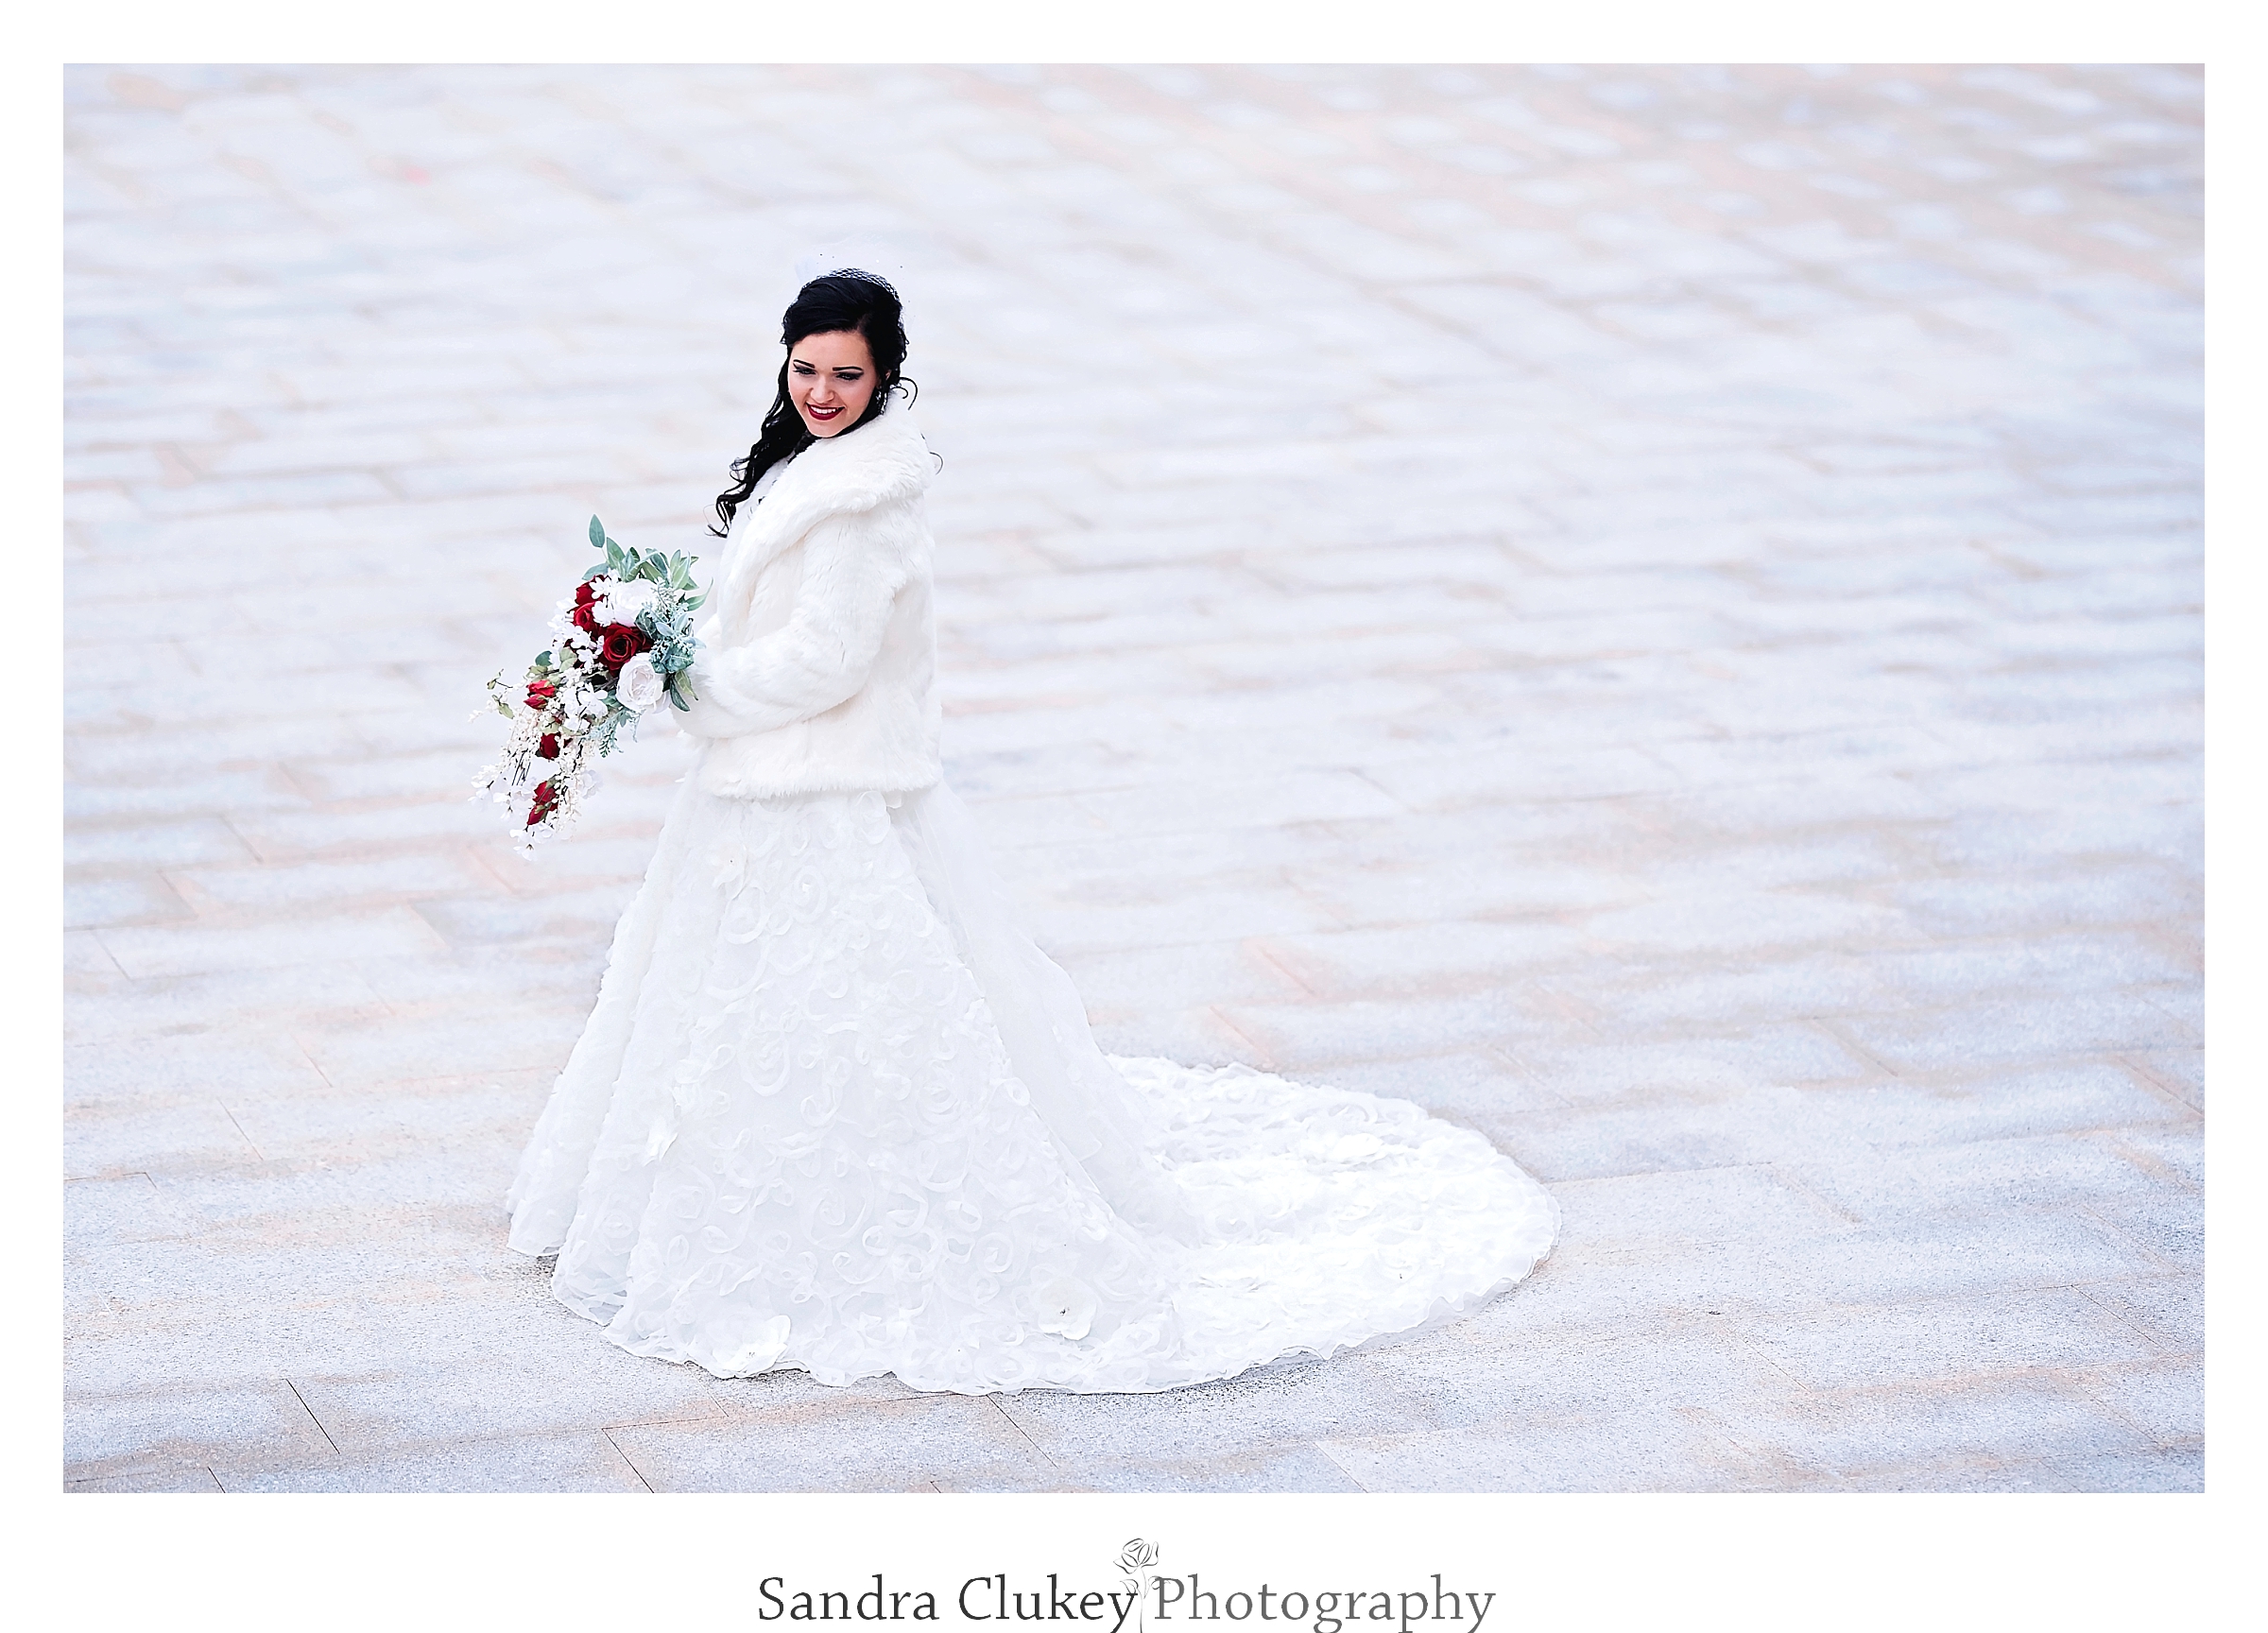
top-left (505, 770), bottom-right (1560, 1394)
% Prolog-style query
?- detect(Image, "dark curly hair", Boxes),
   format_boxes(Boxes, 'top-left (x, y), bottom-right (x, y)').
top-left (710, 269), bottom-right (914, 537)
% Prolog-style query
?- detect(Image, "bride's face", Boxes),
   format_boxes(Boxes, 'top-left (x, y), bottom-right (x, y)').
top-left (787, 329), bottom-right (879, 437)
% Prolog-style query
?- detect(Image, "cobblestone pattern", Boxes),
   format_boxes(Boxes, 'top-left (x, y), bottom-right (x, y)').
top-left (64, 64), bottom-right (2202, 1492)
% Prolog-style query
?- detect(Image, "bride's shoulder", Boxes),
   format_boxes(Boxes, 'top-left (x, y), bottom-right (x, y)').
top-left (847, 403), bottom-right (929, 465)
top-left (801, 407), bottom-right (932, 508)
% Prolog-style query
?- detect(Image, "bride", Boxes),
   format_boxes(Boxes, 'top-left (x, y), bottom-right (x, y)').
top-left (505, 269), bottom-right (1558, 1394)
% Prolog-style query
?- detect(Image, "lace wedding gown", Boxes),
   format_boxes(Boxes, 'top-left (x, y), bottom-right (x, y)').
top-left (505, 767), bottom-right (1559, 1394)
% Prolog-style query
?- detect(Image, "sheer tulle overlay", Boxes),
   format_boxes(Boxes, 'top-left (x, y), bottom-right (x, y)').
top-left (506, 779), bottom-right (1559, 1394)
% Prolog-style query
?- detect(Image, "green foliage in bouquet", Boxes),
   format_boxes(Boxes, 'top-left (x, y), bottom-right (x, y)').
top-left (585, 515), bottom-right (708, 713)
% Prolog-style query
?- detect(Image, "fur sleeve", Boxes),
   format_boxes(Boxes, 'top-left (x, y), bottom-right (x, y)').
top-left (676, 507), bottom-right (911, 740)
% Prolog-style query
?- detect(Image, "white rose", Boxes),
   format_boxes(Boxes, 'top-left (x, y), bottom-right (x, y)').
top-left (1032, 1272), bottom-right (1096, 1340)
top-left (615, 651), bottom-right (665, 712)
top-left (596, 578), bottom-right (658, 628)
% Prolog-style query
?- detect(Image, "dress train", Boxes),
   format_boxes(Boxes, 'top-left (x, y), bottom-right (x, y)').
top-left (506, 777), bottom-right (1558, 1394)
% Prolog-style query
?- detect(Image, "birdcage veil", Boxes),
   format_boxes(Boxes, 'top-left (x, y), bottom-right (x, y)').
top-left (787, 237), bottom-right (915, 314)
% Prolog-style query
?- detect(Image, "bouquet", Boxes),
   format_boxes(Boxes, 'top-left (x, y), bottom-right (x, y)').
top-left (475, 515), bottom-right (706, 847)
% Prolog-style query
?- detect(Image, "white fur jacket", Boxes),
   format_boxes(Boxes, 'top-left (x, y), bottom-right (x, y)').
top-left (674, 404), bottom-right (942, 799)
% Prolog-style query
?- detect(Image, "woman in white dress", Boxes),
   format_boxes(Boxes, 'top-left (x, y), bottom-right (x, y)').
top-left (505, 270), bottom-right (1557, 1394)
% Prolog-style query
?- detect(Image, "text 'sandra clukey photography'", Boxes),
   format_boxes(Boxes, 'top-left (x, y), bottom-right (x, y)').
top-left (748, 1559), bottom-right (1498, 1633)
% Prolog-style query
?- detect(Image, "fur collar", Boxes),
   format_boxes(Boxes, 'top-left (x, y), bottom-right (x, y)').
top-left (716, 404), bottom-right (931, 611)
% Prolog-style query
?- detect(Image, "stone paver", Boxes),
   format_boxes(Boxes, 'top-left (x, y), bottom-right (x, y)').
top-left (64, 63), bottom-right (2202, 1492)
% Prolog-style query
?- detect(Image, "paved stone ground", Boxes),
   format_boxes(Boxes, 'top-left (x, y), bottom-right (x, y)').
top-left (63, 63), bottom-right (2202, 1493)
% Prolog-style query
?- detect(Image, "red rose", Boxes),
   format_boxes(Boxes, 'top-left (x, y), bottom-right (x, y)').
top-left (572, 582), bottom-right (598, 633)
top-left (597, 625), bottom-right (651, 671)
top-left (527, 781), bottom-right (559, 826)
top-left (525, 678), bottom-right (558, 712)
top-left (537, 733), bottom-right (560, 759)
